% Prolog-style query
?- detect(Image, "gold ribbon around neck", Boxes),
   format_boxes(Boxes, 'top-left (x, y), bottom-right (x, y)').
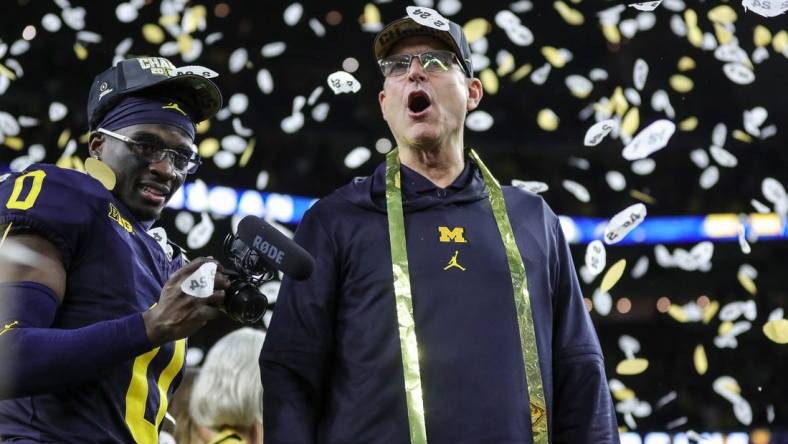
top-left (385, 148), bottom-right (548, 444)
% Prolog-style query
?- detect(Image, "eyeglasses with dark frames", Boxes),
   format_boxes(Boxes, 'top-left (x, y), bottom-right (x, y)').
top-left (96, 127), bottom-right (201, 175)
top-left (378, 50), bottom-right (461, 78)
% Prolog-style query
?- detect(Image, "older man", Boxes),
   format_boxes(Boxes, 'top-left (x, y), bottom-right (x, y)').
top-left (0, 57), bottom-right (228, 442)
top-left (261, 12), bottom-right (618, 444)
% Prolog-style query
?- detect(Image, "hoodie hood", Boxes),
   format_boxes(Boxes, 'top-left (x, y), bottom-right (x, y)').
top-left (335, 156), bottom-right (489, 213)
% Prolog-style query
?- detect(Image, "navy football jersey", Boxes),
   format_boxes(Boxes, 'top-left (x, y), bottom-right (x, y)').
top-left (0, 164), bottom-right (186, 443)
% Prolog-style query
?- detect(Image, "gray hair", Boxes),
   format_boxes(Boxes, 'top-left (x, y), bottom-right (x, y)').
top-left (189, 327), bottom-right (266, 429)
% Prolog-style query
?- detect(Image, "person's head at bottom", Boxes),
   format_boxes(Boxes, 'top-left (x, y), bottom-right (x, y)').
top-left (189, 328), bottom-right (266, 444)
top-left (374, 16), bottom-right (483, 155)
top-left (86, 56), bottom-right (221, 223)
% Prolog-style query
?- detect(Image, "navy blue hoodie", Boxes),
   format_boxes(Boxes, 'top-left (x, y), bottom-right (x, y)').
top-left (260, 158), bottom-right (618, 444)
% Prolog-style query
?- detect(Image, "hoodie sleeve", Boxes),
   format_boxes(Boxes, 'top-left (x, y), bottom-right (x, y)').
top-left (551, 218), bottom-right (620, 444)
top-left (259, 207), bottom-right (338, 444)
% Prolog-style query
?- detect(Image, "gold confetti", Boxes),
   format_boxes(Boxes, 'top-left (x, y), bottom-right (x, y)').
top-left (616, 358), bottom-right (649, 376)
top-left (178, 34), bottom-right (194, 56)
top-left (678, 56), bottom-right (696, 71)
top-left (621, 107), bottom-right (639, 139)
top-left (3, 137), bottom-right (23, 151)
top-left (679, 116), bottom-right (698, 131)
top-left (510, 63), bottom-right (532, 82)
top-left (714, 23), bottom-right (734, 46)
top-left (71, 156), bottom-right (85, 173)
top-left (703, 300), bottom-right (719, 324)
top-left (159, 14), bottom-right (180, 26)
top-left (553, 1), bottom-right (584, 26)
top-left (602, 25), bottom-right (621, 45)
top-left (732, 129), bottom-right (753, 143)
top-left (198, 138), bottom-right (219, 158)
top-left (600, 259), bottom-right (626, 293)
top-left (763, 319), bottom-right (788, 344)
top-left (754, 26), bottom-right (772, 48)
top-left (687, 27), bottom-right (703, 48)
top-left (718, 321), bottom-right (734, 336)
top-left (496, 52), bottom-right (515, 77)
top-left (196, 120), bottom-right (210, 134)
top-left (773, 30), bottom-right (787, 54)
top-left (479, 69), bottom-right (499, 95)
top-left (78, 132), bottom-right (90, 144)
top-left (142, 24), bottom-right (165, 44)
top-left (629, 190), bottom-right (656, 204)
top-left (683, 9), bottom-right (698, 28)
top-left (668, 304), bottom-right (689, 323)
top-left (56, 155), bottom-right (72, 169)
top-left (612, 387), bottom-right (635, 401)
top-left (85, 158), bottom-right (116, 190)
top-left (537, 109), bottom-right (559, 131)
top-left (719, 378), bottom-right (741, 395)
top-left (74, 43), bottom-right (88, 60)
top-left (693, 344), bottom-right (708, 375)
top-left (611, 87), bottom-right (628, 116)
top-left (542, 46), bottom-right (567, 68)
top-left (58, 129), bottom-right (71, 148)
top-left (183, 5), bottom-right (206, 34)
top-left (239, 138), bottom-right (255, 168)
top-left (362, 3), bottom-right (381, 28)
top-left (0, 63), bottom-right (17, 80)
top-left (737, 271), bottom-right (757, 295)
top-left (463, 18), bottom-right (491, 43)
top-left (707, 5), bottom-right (737, 24)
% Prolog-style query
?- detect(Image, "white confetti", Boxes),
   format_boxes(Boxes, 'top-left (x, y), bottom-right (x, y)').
top-left (280, 112), bottom-right (304, 134)
top-left (228, 93), bottom-right (249, 115)
top-left (115, 3), bottom-right (138, 23)
top-left (466, 110), bottom-right (494, 132)
top-left (738, 224), bottom-right (751, 254)
top-left (27, 144), bottom-right (45, 162)
top-left (175, 211), bottom-right (195, 234)
top-left (232, 118), bottom-right (253, 138)
top-left (624, 88), bottom-right (641, 107)
top-left (256, 171), bottom-right (270, 190)
top-left (761, 177), bottom-right (787, 204)
top-left (187, 212), bottom-right (214, 250)
top-left (593, 288), bottom-right (613, 316)
top-left (257, 69), bottom-right (274, 94)
top-left (633, 59), bottom-right (648, 91)
top-left (629, 1), bottom-right (662, 11)
top-left (743, 106), bottom-right (768, 137)
top-left (309, 18), bottom-right (326, 37)
top-left (622, 119), bottom-right (676, 160)
top-left (604, 203), bottom-right (647, 244)
top-left (584, 119), bottom-right (617, 146)
top-left (741, 0), bottom-right (788, 17)
top-left (180, 262), bottom-right (217, 298)
top-left (61, 7), bottom-right (86, 30)
top-left (9, 40), bottom-right (30, 57)
top-left (709, 146), bottom-right (738, 168)
top-left (620, 19), bottom-right (638, 39)
top-left (562, 180), bottom-right (590, 203)
top-left (631, 158), bottom-right (656, 175)
top-left (311, 103), bottom-right (330, 122)
top-left (690, 149), bottom-right (710, 169)
top-left (221, 135), bottom-right (247, 154)
top-left (636, 12), bottom-right (657, 30)
top-left (41, 13), bottom-right (62, 32)
top-left (283, 3), bottom-right (303, 26)
top-left (651, 90), bottom-right (676, 118)
top-left (530, 63), bottom-right (551, 85)
top-left (511, 180), bottom-right (548, 194)
top-left (606, 171), bottom-right (627, 191)
top-left (631, 256), bottom-right (649, 278)
top-left (261, 41), bottom-right (287, 58)
top-left (752, 46), bottom-right (770, 64)
top-left (700, 166), bottom-right (720, 189)
top-left (712, 123), bottom-right (727, 147)
top-left (407, 6), bottom-right (450, 31)
top-left (228, 48), bottom-right (248, 74)
top-left (505, 24), bottom-right (535, 46)
top-left (327, 71), bottom-right (361, 94)
top-left (750, 199), bottom-right (771, 214)
top-left (344, 146), bottom-right (371, 169)
top-left (565, 75), bottom-right (593, 98)
top-left (438, 0), bottom-right (462, 15)
top-left (722, 63), bottom-right (755, 85)
top-left (589, 68), bottom-right (608, 81)
top-left (585, 240), bottom-right (607, 276)
top-left (213, 151), bottom-right (236, 169)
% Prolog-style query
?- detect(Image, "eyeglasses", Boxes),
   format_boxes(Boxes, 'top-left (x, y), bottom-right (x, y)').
top-left (96, 127), bottom-right (201, 175)
top-left (378, 50), bottom-right (460, 78)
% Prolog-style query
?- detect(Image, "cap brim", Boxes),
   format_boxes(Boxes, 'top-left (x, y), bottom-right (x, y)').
top-left (374, 17), bottom-right (462, 61)
top-left (126, 74), bottom-right (222, 124)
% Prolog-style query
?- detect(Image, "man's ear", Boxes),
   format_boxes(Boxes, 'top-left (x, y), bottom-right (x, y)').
top-left (88, 132), bottom-right (104, 159)
top-left (378, 89), bottom-right (388, 122)
top-left (466, 77), bottom-right (483, 112)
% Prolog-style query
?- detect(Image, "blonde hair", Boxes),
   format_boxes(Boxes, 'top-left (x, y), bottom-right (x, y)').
top-left (189, 328), bottom-right (265, 429)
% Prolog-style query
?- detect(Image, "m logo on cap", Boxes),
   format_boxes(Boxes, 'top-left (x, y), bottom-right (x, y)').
top-left (137, 57), bottom-right (176, 76)
top-left (162, 102), bottom-right (187, 116)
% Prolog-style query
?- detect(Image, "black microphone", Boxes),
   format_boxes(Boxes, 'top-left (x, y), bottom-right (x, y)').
top-left (234, 215), bottom-right (314, 280)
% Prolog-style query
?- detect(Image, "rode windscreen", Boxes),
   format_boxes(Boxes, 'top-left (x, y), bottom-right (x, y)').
top-left (236, 216), bottom-right (314, 280)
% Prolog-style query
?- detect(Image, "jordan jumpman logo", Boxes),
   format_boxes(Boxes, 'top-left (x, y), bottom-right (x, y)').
top-left (443, 250), bottom-right (466, 271)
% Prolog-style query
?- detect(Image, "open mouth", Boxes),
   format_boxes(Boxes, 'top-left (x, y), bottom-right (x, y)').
top-left (407, 91), bottom-right (432, 115)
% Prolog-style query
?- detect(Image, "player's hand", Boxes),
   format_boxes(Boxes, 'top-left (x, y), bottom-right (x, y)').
top-left (142, 257), bottom-right (230, 346)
